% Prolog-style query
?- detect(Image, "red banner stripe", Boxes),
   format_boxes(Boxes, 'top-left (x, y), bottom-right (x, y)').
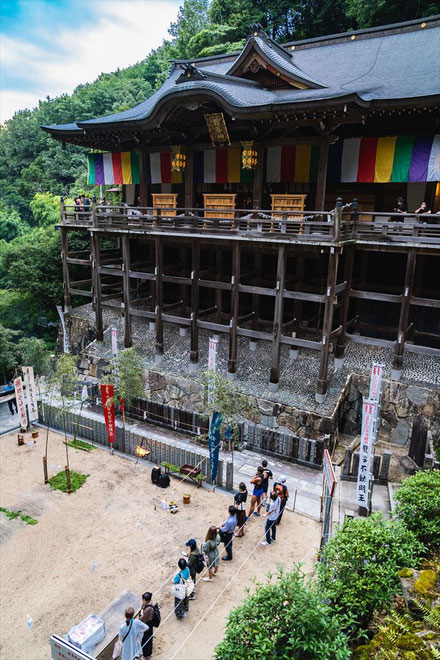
top-left (160, 152), bottom-right (171, 184)
top-left (100, 384), bottom-right (115, 443)
top-left (111, 153), bottom-right (123, 185)
top-left (357, 137), bottom-right (378, 182)
top-left (215, 149), bottom-right (228, 183)
top-left (281, 145), bottom-right (296, 182)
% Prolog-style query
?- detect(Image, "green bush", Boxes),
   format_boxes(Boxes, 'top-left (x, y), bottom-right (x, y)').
top-left (318, 513), bottom-right (424, 640)
top-left (394, 471), bottom-right (440, 548)
top-left (215, 567), bottom-right (350, 660)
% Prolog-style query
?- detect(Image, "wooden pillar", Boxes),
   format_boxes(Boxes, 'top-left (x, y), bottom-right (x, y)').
top-left (251, 252), bottom-right (262, 330)
top-left (316, 247), bottom-right (340, 402)
top-left (181, 246), bottom-right (189, 314)
top-left (121, 234), bottom-right (132, 348)
top-left (335, 246), bottom-right (354, 364)
top-left (315, 137), bottom-right (330, 212)
top-left (190, 241), bottom-right (200, 367)
top-left (91, 232), bottom-right (103, 341)
top-left (155, 236), bottom-right (164, 356)
top-left (184, 150), bottom-right (194, 210)
top-left (149, 241), bottom-right (155, 318)
top-left (291, 254), bottom-right (305, 355)
top-left (269, 245), bottom-right (286, 390)
top-left (139, 151), bottom-right (149, 207)
top-left (252, 144), bottom-right (264, 211)
top-left (392, 249), bottom-right (417, 380)
top-left (215, 250), bottom-right (223, 323)
top-left (60, 226), bottom-right (72, 312)
top-left (228, 243), bottom-right (240, 375)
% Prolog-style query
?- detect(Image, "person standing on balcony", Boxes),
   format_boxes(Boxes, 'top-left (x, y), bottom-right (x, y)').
top-left (415, 201), bottom-right (432, 216)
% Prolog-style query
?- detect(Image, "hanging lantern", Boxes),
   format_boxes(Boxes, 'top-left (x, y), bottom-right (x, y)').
top-left (136, 444), bottom-right (150, 458)
top-left (241, 141), bottom-right (258, 170)
top-left (171, 146), bottom-right (187, 172)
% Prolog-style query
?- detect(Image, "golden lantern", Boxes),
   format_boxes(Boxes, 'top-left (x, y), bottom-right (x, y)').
top-left (171, 146), bottom-right (187, 172)
top-left (241, 141), bottom-right (258, 170)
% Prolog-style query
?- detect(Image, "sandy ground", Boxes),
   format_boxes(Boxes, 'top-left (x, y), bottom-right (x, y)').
top-left (0, 429), bottom-right (320, 660)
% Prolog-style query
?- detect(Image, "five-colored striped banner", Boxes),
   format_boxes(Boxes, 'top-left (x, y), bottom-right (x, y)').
top-left (328, 135), bottom-right (440, 183)
top-left (266, 144), bottom-right (320, 183)
top-left (87, 152), bottom-right (140, 185)
top-left (193, 148), bottom-right (254, 184)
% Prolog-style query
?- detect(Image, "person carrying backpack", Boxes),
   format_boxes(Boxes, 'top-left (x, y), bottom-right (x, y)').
top-left (184, 539), bottom-right (204, 599)
top-left (274, 476), bottom-right (289, 525)
top-left (139, 592), bottom-right (160, 659)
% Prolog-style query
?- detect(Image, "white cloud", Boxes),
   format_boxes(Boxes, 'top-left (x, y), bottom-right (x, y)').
top-left (0, 0), bottom-right (180, 122)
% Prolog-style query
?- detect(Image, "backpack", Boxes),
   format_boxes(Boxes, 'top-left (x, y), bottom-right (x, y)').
top-left (151, 466), bottom-right (161, 485)
top-left (195, 552), bottom-right (205, 574)
top-left (275, 483), bottom-right (287, 501)
top-left (151, 603), bottom-right (161, 628)
top-left (158, 473), bottom-right (170, 489)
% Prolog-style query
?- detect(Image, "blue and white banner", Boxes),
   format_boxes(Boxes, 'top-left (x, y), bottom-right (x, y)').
top-left (208, 411), bottom-right (222, 482)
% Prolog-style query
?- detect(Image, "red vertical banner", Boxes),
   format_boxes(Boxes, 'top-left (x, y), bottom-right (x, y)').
top-left (281, 145), bottom-right (296, 182)
top-left (100, 384), bottom-right (115, 444)
top-left (215, 149), bottom-right (228, 183)
top-left (357, 137), bottom-right (378, 182)
top-left (160, 152), bottom-right (171, 184)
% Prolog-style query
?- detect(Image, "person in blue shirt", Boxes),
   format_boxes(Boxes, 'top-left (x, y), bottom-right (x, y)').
top-left (219, 505), bottom-right (237, 561)
top-left (173, 558), bottom-right (191, 618)
top-left (5, 381), bottom-right (18, 415)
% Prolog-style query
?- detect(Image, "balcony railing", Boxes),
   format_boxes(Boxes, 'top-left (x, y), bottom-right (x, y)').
top-left (60, 203), bottom-right (440, 245)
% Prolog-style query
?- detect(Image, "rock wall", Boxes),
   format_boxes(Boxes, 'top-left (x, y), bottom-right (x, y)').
top-left (339, 374), bottom-right (440, 446)
top-left (58, 313), bottom-right (96, 355)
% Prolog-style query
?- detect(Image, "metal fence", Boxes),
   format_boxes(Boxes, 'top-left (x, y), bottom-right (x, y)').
top-left (239, 421), bottom-right (330, 469)
top-left (38, 402), bottom-right (233, 490)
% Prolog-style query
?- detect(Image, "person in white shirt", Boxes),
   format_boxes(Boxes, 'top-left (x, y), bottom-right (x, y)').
top-left (260, 491), bottom-right (281, 546)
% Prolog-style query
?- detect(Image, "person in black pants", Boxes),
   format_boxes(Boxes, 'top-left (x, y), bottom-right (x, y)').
top-left (6, 382), bottom-right (17, 415)
top-left (219, 506), bottom-right (237, 561)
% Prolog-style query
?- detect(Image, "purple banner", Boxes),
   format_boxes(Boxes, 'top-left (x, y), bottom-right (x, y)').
top-left (94, 153), bottom-right (104, 185)
top-left (408, 135), bottom-right (433, 183)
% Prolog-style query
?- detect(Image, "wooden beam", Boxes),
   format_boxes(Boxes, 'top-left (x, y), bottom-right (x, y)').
top-left (190, 242), bottom-right (200, 365)
top-left (314, 137), bottom-right (329, 212)
top-left (228, 243), bottom-right (240, 374)
top-left (270, 246), bottom-right (286, 387)
top-left (215, 250), bottom-right (223, 323)
top-left (121, 234), bottom-right (132, 348)
top-left (411, 296), bottom-right (440, 309)
top-left (392, 248), bottom-right (416, 377)
top-left (90, 232), bottom-right (103, 341)
top-left (68, 288), bottom-right (93, 298)
top-left (316, 247), bottom-right (340, 401)
top-left (350, 289), bottom-right (401, 304)
top-left (252, 253), bottom-right (262, 331)
top-left (347, 333), bottom-right (395, 349)
top-left (155, 236), bottom-right (164, 355)
top-left (335, 248), bottom-right (354, 362)
top-left (60, 226), bottom-right (72, 311)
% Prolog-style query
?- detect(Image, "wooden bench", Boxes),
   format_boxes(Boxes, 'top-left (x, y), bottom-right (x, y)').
top-left (161, 462), bottom-right (206, 488)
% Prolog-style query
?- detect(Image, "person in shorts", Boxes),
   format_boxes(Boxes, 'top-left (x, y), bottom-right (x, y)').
top-left (247, 466), bottom-right (264, 518)
top-left (234, 482), bottom-right (248, 537)
top-left (258, 459), bottom-right (273, 511)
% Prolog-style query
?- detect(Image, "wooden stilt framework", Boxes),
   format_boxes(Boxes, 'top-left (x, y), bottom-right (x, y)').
top-left (90, 231), bottom-right (103, 341)
top-left (155, 236), bottom-right (164, 355)
top-left (270, 245), bottom-right (286, 388)
top-left (121, 234), bottom-right (132, 348)
top-left (228, 243), bottom-right (240, 374)
top-left (60, 225), bottom-right (72, 312)
top-left (392, 248), bottom-right (417, 378)
top-left (190, 241), bottom-right (200, 366)
top-left (316, 247), bottom-right (340, 402)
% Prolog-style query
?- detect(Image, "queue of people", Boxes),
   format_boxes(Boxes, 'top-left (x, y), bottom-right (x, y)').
top-left (115, 460), bottom-right (286, 659)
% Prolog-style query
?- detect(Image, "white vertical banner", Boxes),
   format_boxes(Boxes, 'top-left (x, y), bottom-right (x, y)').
top-left (356, 398), bottom-right (376, 508)
top-left (369, 362), bottom-right (384, 401)
top-left (207, 337), bottom-right (218, 404)
top-left (56, 305), bottom-right (69, 353)
top-left (111, 327), bottom-right (118, 357)
top-left (22, 366), bottom-right (38, 422)
top-left (13, 376), bottom-right (28, 429)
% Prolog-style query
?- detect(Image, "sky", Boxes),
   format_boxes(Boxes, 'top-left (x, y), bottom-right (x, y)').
top-left (0, 0), bottom-right (182, 122)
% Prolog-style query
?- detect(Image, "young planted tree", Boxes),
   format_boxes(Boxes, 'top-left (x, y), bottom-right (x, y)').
top-left (200, 370), bottom-right (250, 449)
top-left (49, 353), bottom-right (78, 493)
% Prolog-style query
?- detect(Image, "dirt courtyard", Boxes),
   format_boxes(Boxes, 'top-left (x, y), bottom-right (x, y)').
top-left (0, 429), bottom-right (320, 660)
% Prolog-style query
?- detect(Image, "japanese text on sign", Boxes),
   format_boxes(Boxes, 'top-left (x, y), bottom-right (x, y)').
top-left (369, 362), bottom-right (384, 402)
top-left (356, 399), bottom-right (376, 507)
top-left (100, 384), bottom-right (115, 444)
top-left (22, 366), bottom-right (38, 422)
top-left (14, 376), bottom-right (28, 429)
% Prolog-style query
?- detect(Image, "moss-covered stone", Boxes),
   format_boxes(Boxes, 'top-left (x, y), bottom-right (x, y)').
top-left (399, 567), bottom-right (413, 578)
top-left (414, 569), bottom-right (437, 596)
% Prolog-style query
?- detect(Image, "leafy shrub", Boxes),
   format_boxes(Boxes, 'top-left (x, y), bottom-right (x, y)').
top-left (394, 471), bottom-right (440, 548)
top-left (49, 470), bottom-right (88, 493)
top-left (215, 567), bottom-right (350, 660)
top-left (318, 513), bottom-right (424, 640)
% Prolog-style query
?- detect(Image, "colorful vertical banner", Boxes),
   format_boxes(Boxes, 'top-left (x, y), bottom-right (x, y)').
top-left (22, 366), bottom-right (39, 422)
top-left (100, 384), bottom-right (115, 444)
top-left (208, 411), bottom-right (222, 482)
top-left (356, 399), bottom-right (376, 508)
top-left (193, 148), bottom-right (253, 184)
top-left (87, 152), bottom-right (140, 185)
top-left (14, 376), bottom-right (28, 429)
top-left (266, 144), bottom-right (319, 183)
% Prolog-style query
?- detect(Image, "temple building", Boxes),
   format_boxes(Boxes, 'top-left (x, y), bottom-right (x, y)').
top-left (43, 16), bottom-right (440, 410)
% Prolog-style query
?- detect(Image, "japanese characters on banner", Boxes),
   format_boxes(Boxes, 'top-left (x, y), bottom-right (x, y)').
top-left (13, 376), bottom-right (28, 429)
top-left (207, 337), bottom-right (218, 405)
top-left (369, 362), bottom-right (384, 401)
top-left (50, 635), bottom-right (94, 660)
top-left (208, 411), bottom-right (222, 481)
top-left (356, 399), bottom-right (377, 508)
top-left (22, 366), bottom-right (39, 422)
top-left (323, 449), bottom-right (336, 497)
top-left (100, 384), bottom-right (115, 444)
top-left (111, 327), bottom-right (118, 357)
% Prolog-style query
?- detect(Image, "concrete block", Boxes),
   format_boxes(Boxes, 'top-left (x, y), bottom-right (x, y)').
top-left (249, 340), bottom-right (257, 352)
top-left (380, 450), bottom-right (391, 481)
top-left (179, 327), bottom-right (187, 337)
top-left (289, 348), bottom-right (299, 360)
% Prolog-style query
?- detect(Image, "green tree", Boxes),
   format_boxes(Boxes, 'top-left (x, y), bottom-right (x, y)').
top-left (169, 0), bottom-right (210, 58)
top-left (29, 192), bottom-right (60, 227)
top-left (345, 0), bottom-right (439, 29)
top-left (318, 513), bottom-right (425, 640)
top-left (200, 370), bottom-right (250, 446)
top-left (394, 470), bottom-right (440, 548)
top-left (0, 202), bottom-right (29, 242)
top-left (103, 347), bottom-right (145, 419)
top-left (0, 324), bottom-right (21, 381)
top-left (215, 567), bottom-right (350, 659)
top-left (49, 353), bottom-right (78, 488)
top-left (17, 337), bottom-right (50, 376)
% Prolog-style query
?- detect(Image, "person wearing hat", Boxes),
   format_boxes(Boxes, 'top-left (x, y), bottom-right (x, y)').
top-left (273, 476), bottom-right (289, 525)
top-left (183, 538), bottom-right (201, 599)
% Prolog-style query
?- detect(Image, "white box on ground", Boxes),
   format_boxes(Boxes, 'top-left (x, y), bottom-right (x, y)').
top-left (68, 614), bottom-right (105, 655)
top-left (50, 634), bottom-right (95, 660)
